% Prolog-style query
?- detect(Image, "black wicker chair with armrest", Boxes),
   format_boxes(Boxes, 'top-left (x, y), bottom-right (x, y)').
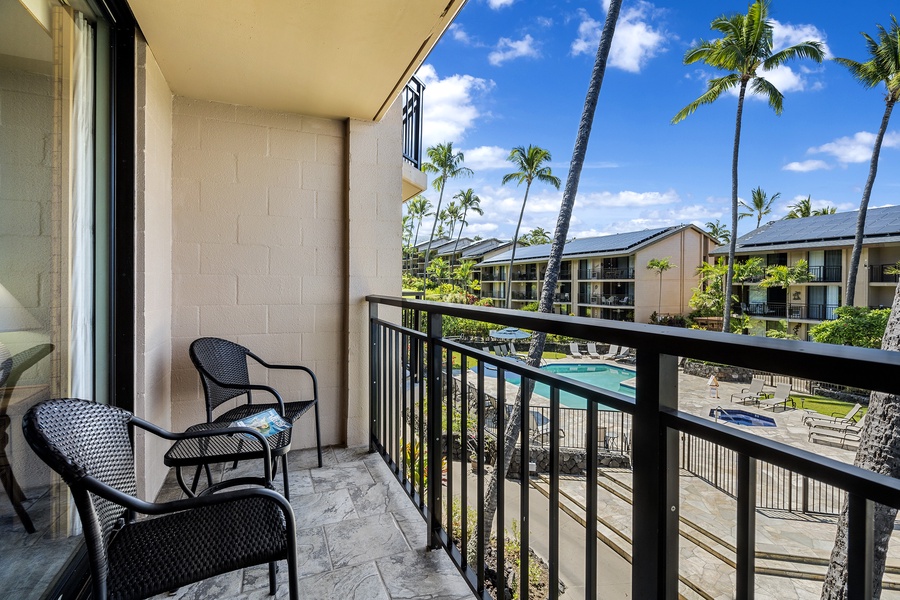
top-left (189, 338), bottom-right (322, 491)
top-left (22, 398), bottom-right (298, 600)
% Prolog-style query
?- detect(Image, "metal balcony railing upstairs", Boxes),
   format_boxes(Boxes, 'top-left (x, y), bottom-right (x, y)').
top-left (402, 76), bottom-right (424, 169)
top-left (367, 295), bottom-right (900, 600)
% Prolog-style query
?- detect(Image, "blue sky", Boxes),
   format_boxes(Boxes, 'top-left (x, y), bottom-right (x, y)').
top-left (408, 0), bottom-right (899, 245)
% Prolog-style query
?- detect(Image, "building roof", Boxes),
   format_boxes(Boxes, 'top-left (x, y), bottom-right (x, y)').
top-left (411, 237), bottom-right (450, 252)
top-left (436, 238), bottom-right (474, 256)
top-left (711, 205), bottom-right (900, 255)
top-left (458, 238), bottom-right (507, 259)
top-left (479, 226), bottom-right (691, 265)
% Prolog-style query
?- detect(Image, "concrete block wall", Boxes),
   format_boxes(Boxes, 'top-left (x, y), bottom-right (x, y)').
top-left (134, 39), bottom-right (174, 498)
top-left (169, 95), bottom-right (350, 453)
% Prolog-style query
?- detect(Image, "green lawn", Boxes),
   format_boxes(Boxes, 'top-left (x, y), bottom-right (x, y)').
top-left (791, 394), bottom-right (866, 421)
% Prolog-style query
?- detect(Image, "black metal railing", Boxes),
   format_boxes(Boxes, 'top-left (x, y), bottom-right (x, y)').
top-left (869, 264), bottom-right (900, 283)
top-left (402, 76), bottom-right (424, 168)
top-left (809, 265), bottom-right (842, 282)
top-left (741, 302), bottom-right (839, 321)
top-left (367, 295), bottom-right (900, 599)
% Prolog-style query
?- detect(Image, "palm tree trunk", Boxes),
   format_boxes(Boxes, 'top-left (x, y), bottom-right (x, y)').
top-left (422, 185), bottom-right (446, 293)
top-left (821, 279), bottom-right (900, 599)
top-left (723, 81), bottom-right (748, 332)
top-left (658, 273), bottom-right (663, 318)
top-left (506, 184), bottom-right (532, 308)
top-left (452, 208), bottom-right (468, 270)
top-left (476, 0), bottom-right (622, 562)
top-left (845, 100), bottom-right (895, 307)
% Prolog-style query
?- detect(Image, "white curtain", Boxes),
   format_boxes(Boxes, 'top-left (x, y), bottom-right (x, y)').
top-left (70, 13), bottom-right (94, 399)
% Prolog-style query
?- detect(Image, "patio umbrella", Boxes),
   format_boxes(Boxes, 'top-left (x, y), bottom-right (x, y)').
top-left (489, 327), bottom-right (532, 340)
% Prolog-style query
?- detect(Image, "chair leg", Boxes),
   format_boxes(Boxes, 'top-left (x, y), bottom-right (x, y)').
top-left (281, 454), bottom-right (290, 501)
top-left (268, 561), bottom-right (276, 595)
top-left (314, 402), bottom-right (322, 468)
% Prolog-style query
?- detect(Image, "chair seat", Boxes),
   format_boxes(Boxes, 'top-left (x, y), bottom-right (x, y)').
top-left (213, 400), bottom-right (316, 424)
top-left (107, 496), bottom-right (288, 600)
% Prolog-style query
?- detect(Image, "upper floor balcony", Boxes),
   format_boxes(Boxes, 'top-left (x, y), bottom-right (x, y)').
top-left (579, 267), bottom-right (635, 280)
top-left (401, 76), bottom-right (427, 200)
top-left (740, 302), bottom-right (839, 321)
top-left (869, 264), bottom-right (900, 284)
top-left (808, 265), bottom-right (842, 283)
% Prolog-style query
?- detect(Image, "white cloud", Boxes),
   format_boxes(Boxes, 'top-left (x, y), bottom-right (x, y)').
top-left (536, 16), bottom-right (553, 28)
top-left (571, 3), bottom-right (666, 73)
top-left (578, 189), bottom-right (681, 208)
top-left (809, 131), bottom-right (900, 164)
top-left (783, 159), bottom-right (831, 172)
top-left (772, 20), bottom-right (831, 59)
top-left (461, 146), bottom-right (510, 171)
top-left (487, 0), bottom-right (515, 8)
top-left (736, 20), bottom-right (828, 100)
top-left (418, 64), bottom-right (494, 147)
top-left (488, 35), bottom-right (540, 66)
top-left (448, 24), bottom-right (471, 44)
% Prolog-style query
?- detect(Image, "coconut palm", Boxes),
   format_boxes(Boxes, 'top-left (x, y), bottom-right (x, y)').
top-left (813, 206), bottom-right (837, 216)
top-left (835, 16), bottom-right (900, 308)
top-left (647, 257), bottom-right (677, 320)
top-left (518, 227), bottom-right (552, 246)
top-left (502, 145), bottom-right (561, 308)
top-left (421, 142), bottom-right (473, 291)
top-left (740, 186), bottom-right (779, 229)
top-left (673, 0), bottom-right (824, 333)
top-left (407, 195), bottom-right (432, 246)
top-left (476, 0), bottom-right (623, 562)
top-left (705, 219), bottom-right (731, 245)
top-left (451, 189), bottom-right (483, 265)
top-left (784, 195), bottom-right (813, 219)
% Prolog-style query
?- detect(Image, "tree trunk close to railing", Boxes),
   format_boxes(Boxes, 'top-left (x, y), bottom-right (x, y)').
top-left (821, 280), bottom-right (900, 599)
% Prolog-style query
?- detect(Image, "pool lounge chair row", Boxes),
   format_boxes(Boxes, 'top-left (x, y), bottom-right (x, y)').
top-left (731, 380), bottom-right (795, 412)
top-left (569, 343), bottom-right (634, 363)
top-left (805, 403), bottom-right (865, 448)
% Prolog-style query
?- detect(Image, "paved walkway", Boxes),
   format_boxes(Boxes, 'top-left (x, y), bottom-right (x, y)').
top-left (151, 446), bottom-right (475, 600)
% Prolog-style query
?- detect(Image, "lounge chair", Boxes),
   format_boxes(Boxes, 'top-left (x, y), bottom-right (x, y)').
top-left (730, 378), bottom-right (766, 405)
top-left (601, 344), bottom-right (620, 360)
top-left (529, 410), bottom-right (565, 445)
top-left (808, 412), bottom-right (866, 448)
top-left (493, 345), bottom-right (508, 357)
top-left (758, 383), bottom-right (794, 412)
top-left (803, 403), bottom-right (863, 428)
top-left (614, 347), bottom-right (635, 364)
top-left (585, 342), bottom-right (602, 359)
top-left (569, 342), bottom-right (585, 359)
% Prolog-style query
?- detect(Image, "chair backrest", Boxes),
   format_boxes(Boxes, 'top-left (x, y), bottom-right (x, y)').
top-left (606, 345), bottom-right (619, 357)
top-left (22, 399), bottom-right (136, 554)
top-left (507, 342), bottom-right (517, 355)
top-left (853, 411), bottom-right (868, 430)
top-left (844, 403), bottom-right (863, 422)
top-left (587, 342), bottom-right (598, 353)
top-left (748, 378), bottom-right (765, 393)
top-left (190, 337), bottom-right (253, 416)
top-left (774, 382), bottom-right (792, 400)
top-left (569, 342), bottom-right (580, 354)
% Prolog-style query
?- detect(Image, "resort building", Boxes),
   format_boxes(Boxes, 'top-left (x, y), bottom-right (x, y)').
top-left (478, 225), bottom-right (717, 322)
top-left (403, 236), bottom-right (510, 279)
top-left (712, 205), bottom-right (900, 339)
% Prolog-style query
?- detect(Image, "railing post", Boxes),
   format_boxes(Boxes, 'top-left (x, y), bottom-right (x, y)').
top-left (802, 476), bottom-right (809, 514)
top-left (736, 454), bottom-right (756, 600)
top-left (426, 311), bottom-right (443, 550)
top-left (369, 301), bottom-right (378, 453)
top-left (847, 494), bottom-right (874, 599)
top-left (632, 352), bottom-right (679, 599)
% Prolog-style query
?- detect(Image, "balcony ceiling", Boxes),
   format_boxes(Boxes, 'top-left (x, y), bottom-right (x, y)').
top-left (126, 0), bottom-right (465, 121)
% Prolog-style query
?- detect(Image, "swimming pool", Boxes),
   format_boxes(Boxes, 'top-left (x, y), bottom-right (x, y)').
top-left (709, 408), bottom-right (776, 427)
top-left (469, 362), bottom-right (634, 409)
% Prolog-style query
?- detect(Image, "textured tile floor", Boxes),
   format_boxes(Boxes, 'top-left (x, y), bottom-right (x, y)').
top-left (151, 446), bottom-right (475, 600)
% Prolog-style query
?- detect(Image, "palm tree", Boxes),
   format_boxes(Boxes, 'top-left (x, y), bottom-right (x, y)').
top-left (673, 0), bottom-right (824, 333)
top-left (705, 219), bottom-right (731, 245)
top-left (407, 195), bottom-right (432, 246)
top-left (823, 18), bottom-right (900, 595)
top-left (451, 189), bottom-right (483, 265)
top-left (812, 206), bottom-right (837, 216)
top-left (476, 0), bottom-right (623, 563)
top-left (836, 16), bottom-right (900, 308)
top-left (740, 186), bottom-right (779, 229)
top-left (647, 257), bottom-right (677, 320)
top-left (784, 195), bottom-right (813, 219)
top-left (421, 142), bottom-right (473, 291)
top-left (518, 227), bottom-right (551, 246)
top-left (502, 145), bottom-right (561, 308)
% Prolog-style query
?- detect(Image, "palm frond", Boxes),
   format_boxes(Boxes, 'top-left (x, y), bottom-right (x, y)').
top-left (750, 77), bottom-right (784, 114)
top-left (765, 41), bottom-right (825, 70)
top-left (672, 74), bottom-right (740, 123)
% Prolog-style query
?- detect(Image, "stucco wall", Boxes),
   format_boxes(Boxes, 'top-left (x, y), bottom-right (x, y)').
top-left (134, 39), bottom-right (173, 498)
top-left (169, 95), bottom-right (351, 452)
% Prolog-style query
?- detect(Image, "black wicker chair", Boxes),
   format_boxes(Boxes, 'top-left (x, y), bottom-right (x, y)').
top-left (22, 398), bottom-right (298, 600)
top-left (189, 337), bottom-right (323, 480)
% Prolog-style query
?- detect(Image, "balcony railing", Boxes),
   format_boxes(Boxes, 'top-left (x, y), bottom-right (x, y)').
top-left (577, 268), bottom-right (635, 280)
top-left (401, 76), bottom-right (424, 168)
top-left (741, 302), bottom-right (839, 321)
top-left (808, 265), bottom-right (842, 282)
top-left (367, 295), bottom-right (900, 599)
top-left (870, 264), bottom-right (900, 283)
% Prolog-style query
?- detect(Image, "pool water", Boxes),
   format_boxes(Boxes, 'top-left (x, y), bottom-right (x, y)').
top-left (709, 408), bottom-right (776, 427)
top-left (469, 362), bottom-right (634, 409)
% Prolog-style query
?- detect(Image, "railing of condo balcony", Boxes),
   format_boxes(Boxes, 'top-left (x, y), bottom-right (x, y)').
top-left (808, 265), bottom-right (842, 282)
top-left (578, 268), bottom-right (634, 280)
top-left (741, 302), bottom-right (839, 321)
top-left (870, 264), bottom-right (900, 284)
top-left (367, 295), bottom-right (900, 599)
top-left (401, 76), bottom-right (424, 168)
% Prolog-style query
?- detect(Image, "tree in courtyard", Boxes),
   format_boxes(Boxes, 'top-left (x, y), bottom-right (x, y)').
top-left (835, 16), bottom-right (900, 308)
top-left (444, 201), bottom-right (462, 240)
top-left (646, 257), bottom-right (677, 320)
top-left (452, 260), bottom-right (478, 293)
top-left (421, 142), bottom-right (473, 291)
top-left (451, 188), bottom-right (483, 266)
top-left (705, 219), bottom-right (731, 245)
top-left (476, 0), bottom-right (623, 561)
top-left (784, 195), bottom-right (837, 219)
top-left (407, 194), bottom-right (432, 247)
top-left (809, 306), bottom-right (890, 349)
top-left (739, 186), bottom-right (779, 229)
top-left (823, 255), bottom-right (900, 597)
top-left (502, 145), bottom-right (561, 308)
top-left (690, 257), bottom-right (764, 320)
top-left (758, 259), bottom-right (813, 292)
top-left (673, 0), bottom-right (824, 333)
